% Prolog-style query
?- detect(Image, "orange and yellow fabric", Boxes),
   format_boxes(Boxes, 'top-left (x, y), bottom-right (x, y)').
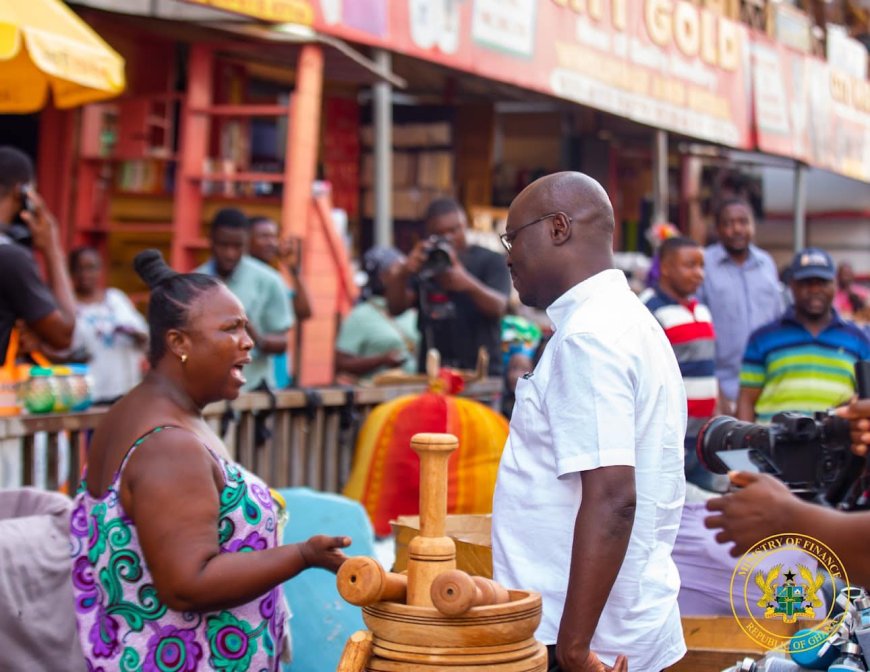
top-left (343, 381), bottom-right (509, 536)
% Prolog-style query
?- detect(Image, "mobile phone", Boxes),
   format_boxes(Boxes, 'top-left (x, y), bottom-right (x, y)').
top-left (19, 183), bottom-right (35, 215)
top-left (7, 183), bottom-right (35, 247)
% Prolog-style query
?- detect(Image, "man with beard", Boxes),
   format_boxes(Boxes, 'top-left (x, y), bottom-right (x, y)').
top-left (737, 247), bottom-right (870, 422)
top-left (492, 172), bottom-right (685, 672)
top-left (696, 199), bottom-right (783, 414)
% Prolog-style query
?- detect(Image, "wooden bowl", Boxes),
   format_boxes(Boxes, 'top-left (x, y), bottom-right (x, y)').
top-left (362, 589), bottom-right (542, 649)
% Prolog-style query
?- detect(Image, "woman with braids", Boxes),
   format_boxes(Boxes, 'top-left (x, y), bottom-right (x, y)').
top-left (69, 250), bottom-right (350, 671)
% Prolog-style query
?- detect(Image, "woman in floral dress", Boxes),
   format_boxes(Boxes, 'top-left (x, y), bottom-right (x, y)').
top-left (70, 250), bottom-right (349, 671)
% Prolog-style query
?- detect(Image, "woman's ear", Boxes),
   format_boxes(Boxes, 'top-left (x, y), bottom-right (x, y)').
top-left (165, 328), bottom-right (189, 362)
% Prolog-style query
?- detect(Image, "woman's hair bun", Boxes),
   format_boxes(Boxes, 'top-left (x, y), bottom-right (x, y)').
top-left (133, 249), bottom-right (178, 289)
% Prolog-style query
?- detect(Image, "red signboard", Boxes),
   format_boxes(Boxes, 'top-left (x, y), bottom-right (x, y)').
top-left (181, 0), bottom-right (870, 181)
top-left (305, 0), bottom-right (753, 149)
top-left (752, 34), bottom-right (870, 182)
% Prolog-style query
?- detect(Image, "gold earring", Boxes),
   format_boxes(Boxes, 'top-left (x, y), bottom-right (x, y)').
top-left (181, 353), bottom-right (188, 364)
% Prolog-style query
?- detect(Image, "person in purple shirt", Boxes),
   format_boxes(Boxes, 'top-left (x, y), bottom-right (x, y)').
top-left (695, 198), bottom-right (784, 414)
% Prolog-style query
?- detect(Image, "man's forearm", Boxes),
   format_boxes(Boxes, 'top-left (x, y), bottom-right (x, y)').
top-left (783, 500), bottom-right (870, 589)
top-left (736, 387), bottom-right (760, 422)
top-left (385, 265), bottom-right (415, 315)
top-left (42, 230), bottom-right (77, 324)
top-left (558, 492), bottom-right (635, 667)
top-left (462, 274), bottom-right (507, 319)
top-left (255, 332), bottom-right (288, 354)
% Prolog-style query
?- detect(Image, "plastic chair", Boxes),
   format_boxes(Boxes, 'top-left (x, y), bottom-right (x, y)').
top-left (276, 487), bottom-right (375, 672)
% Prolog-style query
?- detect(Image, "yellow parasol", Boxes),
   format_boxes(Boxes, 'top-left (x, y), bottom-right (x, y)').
top-left (0, 0), bottom-right (125, 113)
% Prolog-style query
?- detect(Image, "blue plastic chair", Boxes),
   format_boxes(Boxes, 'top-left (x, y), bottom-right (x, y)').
top-left (276, 487), bottom-right (375, 672)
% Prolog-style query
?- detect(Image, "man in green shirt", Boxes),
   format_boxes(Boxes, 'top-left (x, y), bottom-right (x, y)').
top-left (196, 208), bottom-right (293, 390)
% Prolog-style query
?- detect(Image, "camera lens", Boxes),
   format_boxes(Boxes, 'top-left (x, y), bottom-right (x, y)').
top-left (696, 416), bottom-right (771, 474)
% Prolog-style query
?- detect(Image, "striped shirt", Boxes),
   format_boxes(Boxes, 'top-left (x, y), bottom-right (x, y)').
top-left (740, 309), bottom-right (870, 422)
top-left (641, 287), bottom-right (718, 441)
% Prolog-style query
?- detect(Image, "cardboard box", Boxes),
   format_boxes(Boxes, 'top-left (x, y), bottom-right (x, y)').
top-left (391, 513), bottom-right (493, 577)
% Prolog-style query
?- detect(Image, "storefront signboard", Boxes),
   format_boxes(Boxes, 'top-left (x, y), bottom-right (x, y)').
top-left (753, 35), bottom-right (870, 182)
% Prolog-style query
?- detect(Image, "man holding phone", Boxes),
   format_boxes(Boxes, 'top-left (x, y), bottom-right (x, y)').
top-left (0, 146), bottom-right (77, 361)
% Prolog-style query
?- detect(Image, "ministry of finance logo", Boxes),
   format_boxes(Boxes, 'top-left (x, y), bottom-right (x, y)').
top-left (730, 533), bottom-right (848, 649)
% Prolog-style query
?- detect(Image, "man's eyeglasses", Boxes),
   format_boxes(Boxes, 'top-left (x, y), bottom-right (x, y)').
top-left (499, 213), bottom-right (568, 252)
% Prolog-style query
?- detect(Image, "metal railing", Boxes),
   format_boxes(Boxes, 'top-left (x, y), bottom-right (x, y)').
top-left (0, 380), bottom-right (503, 493)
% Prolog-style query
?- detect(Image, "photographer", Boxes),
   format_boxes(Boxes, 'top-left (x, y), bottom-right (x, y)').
top-left (385, 198), bottom-right (510, 376)
top-left (705, 397), bottom-right (870, 588)
top-left (0, 147), bottom-right (76, 360)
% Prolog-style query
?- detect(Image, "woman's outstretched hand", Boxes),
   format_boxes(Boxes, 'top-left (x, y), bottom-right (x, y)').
top-left (300, 535), bottom-right (352, 573)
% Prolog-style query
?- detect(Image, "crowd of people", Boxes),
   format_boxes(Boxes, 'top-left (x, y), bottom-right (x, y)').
top-left (6, 139), bottom-right (870, 672)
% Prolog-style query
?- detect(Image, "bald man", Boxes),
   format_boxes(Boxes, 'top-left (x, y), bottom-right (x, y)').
top-left (492, 172), bottom-right (687, 672)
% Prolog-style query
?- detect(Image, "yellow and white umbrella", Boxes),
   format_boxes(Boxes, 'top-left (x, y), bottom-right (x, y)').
top-left (0, 0), bottom-right (125, 112)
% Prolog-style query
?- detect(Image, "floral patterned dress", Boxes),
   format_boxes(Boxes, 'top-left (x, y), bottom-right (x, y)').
top-left (70, 426), bottom-right (286, 671)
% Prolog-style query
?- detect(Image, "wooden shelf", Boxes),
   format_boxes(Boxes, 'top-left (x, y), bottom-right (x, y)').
top-left (111, 190), bottom-right (174, 200)
top-left (190, 104), bottom-right (290, 117)
top-left (184, 237), bottom-right (211, 250)
top-left (203, 194), bottom-right (283, 205)
top-left (188, 172), bottom-right (285, 183)
top-left (82, 154), bottom-right (177, 163)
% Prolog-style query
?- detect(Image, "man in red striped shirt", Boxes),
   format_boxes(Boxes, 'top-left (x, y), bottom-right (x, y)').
top-left (641, 236), bottom-right (720, 490)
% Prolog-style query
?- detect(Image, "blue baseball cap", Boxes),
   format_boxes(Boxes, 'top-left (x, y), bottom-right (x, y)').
top-left (788, 247), bottom-right (835, 281)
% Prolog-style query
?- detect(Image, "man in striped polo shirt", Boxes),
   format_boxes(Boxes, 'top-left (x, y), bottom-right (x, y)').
top-left (641, 236), bottom-right (719, 489)
top-left (737, 247), bottom-right (870, 423)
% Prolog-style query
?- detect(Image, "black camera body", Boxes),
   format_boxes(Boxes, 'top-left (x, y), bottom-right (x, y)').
top-left (697, 361), bottom-right (870, 505)
top-left (418, 235), bottom-right (453, 282)
top-left (697, 412), bottom-right (859, 502)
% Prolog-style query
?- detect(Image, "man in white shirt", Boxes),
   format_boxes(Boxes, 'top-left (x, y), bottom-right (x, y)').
top-left (492, 172), bottom-right (687, 672)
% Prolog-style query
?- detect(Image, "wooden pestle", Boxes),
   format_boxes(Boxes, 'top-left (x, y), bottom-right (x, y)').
top-left (337, 557), bottom-right (407, 606)
top-left (406, 433), bottom-right (458, 607)
top-left (431, 569), bottom-right (511, 616)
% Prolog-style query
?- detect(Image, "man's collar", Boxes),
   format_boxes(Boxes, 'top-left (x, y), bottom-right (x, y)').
top-left (546, 269), bottom-right (627, 330)
top-left (711, 243), bottom-right (763, 267)
top-left (653, 285), bottom-right (697, 311)
top-left (780, 306), bottom-right (846, 330)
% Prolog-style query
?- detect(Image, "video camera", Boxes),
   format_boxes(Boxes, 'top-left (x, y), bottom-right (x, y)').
top-left (696, 361), bottom-right (870, 505)
top-left (417, 235), bottom-right (453, 282)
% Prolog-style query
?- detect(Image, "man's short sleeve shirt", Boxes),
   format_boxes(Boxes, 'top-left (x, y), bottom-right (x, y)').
top-left (492, 270), bottom-right (687, 671)
top-left (740, 309), bottom-right (870, 422)
top-left (0, 239), bottom-right (57, 360)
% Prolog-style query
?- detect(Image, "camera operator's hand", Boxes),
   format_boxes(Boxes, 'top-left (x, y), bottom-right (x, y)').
top-left (705, 471), bottom-right (797, 556)
top-left (834, 399), bottom-right (870, 457)
top-left (403, 240), bottom-right (428, 276)
top-left (19, 189), bottom-right (59, 252)
top-left (434, 245), bottom-right (474, 293)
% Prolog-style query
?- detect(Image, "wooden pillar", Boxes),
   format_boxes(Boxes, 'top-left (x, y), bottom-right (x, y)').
top-left (37, 107), bottom-right (77, 250)
top-left (282, 44), bottom-right (324, 238)
top-left (171, 44), bottom-right (214, 271)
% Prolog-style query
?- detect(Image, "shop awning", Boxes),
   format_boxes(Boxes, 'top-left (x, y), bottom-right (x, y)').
top-left (0, 0), bottom-right (125, 112)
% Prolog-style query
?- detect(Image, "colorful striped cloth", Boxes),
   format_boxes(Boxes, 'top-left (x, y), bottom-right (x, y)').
top-left (740, 309), bottom-right (870, 422)
top-left (343, 390), bottom-right (508, 536)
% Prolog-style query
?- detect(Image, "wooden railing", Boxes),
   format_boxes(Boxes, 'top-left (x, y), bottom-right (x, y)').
top-left (0, 380), bottom-right (503, 493)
